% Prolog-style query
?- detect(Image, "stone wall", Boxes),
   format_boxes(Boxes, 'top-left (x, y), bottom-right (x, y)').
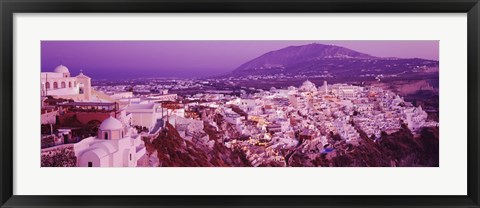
top-left (41, 145), bottom-right (77, 167)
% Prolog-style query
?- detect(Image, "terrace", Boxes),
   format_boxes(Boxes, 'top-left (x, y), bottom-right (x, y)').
top-left (58, 102), bottom-right (119, 113)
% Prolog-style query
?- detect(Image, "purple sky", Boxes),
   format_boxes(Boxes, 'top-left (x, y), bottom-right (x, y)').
top-left (41, 40), bottom-right (439, 79)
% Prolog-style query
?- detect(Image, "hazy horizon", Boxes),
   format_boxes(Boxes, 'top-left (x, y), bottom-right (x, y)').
top-left (41, 40), bottom-right (439, 79)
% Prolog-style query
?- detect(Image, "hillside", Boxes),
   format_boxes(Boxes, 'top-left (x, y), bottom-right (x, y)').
top-left (143, 122), bottom-right (251, 167)
top-left (290, 125), bottom-right (439, 167)
top-left (231, 43), bottom-right (439, 78)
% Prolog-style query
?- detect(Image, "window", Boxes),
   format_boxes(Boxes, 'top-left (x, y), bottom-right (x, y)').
top-left (68, 82), bottom-right (72, 88)
top-left (129, 154), bottom-right (132, 161)
top-left (45, 82), bottom-right (50, 89)
top-left (61, 82), bottom-right (66, 88)
top-left (53, 82), bottom-right (58, 89)
top-left (104, 132), bottom-right (108, 140)
top-left (88, 162), bottom-right (92, 167)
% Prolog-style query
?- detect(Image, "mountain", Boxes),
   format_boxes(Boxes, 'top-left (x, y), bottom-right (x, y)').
top-left (231, 43), bottom-right (439, 78)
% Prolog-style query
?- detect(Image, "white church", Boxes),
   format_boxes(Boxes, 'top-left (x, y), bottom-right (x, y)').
top-left (41, 64), bottom-right (92, 101)
top-left (73, 116), bottom-right (147, 167)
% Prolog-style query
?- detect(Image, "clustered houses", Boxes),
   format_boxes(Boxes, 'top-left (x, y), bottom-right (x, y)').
top-left (41, 65), bottom-right (438, 167)
top-left (196, 80), bottom-right (438, 166)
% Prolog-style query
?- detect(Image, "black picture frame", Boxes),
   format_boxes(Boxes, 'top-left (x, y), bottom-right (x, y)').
top-left (1, 0), bottom-right (479, 207)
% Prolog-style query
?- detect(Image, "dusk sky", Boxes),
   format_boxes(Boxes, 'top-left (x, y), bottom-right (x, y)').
top-left (41, 40), bottom-right (439, 79)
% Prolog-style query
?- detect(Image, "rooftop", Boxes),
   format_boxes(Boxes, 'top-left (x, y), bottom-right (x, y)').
top-left (126, 103), bottom-right (156, 110)
top-left (58, 102), bottom-right (117, 107)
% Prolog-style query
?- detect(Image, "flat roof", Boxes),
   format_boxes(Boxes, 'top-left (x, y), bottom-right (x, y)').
top-left (126, 103), bottom-right (155, 110)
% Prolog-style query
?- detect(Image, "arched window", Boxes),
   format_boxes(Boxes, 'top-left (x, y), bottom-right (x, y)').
top-left (74, 81), bottom-right (77, 87)
top-left (68, 82), bottom-right (72, 88)
top-left (121, 131), bottom-right (124, 138)
top-left (61, 82), bottom-right (66, 88)
top-left (104, 132), bottom-right (108, 140)
top-left (53, 82), bottom-right (58, 89)
top-left (45, 82), bottom-right (50, 89)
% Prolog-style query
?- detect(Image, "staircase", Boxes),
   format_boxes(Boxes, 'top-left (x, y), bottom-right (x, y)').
top-left (149, 118), bottom-right (164, 135)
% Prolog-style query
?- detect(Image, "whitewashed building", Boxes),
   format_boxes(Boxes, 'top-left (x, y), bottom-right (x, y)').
top-left (125, 103), bottom-right (161, 130)
top-left (75, 116), bottom-right (146, 167)
top-left (41, 65), bottom-right (92, 101)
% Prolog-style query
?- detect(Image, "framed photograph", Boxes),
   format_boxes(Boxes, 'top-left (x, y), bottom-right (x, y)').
top-left (1, 0), bottom-right (479, 207)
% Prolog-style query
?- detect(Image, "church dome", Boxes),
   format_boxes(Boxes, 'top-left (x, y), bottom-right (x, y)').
top-left (300, 80), bottom-right (317, 92)
top-left (302, 80), bottom-right (315, 87)
top-left (53, 65), bottom-right (70, 73)
top-left (99, 116), bottom-right (123, 130)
